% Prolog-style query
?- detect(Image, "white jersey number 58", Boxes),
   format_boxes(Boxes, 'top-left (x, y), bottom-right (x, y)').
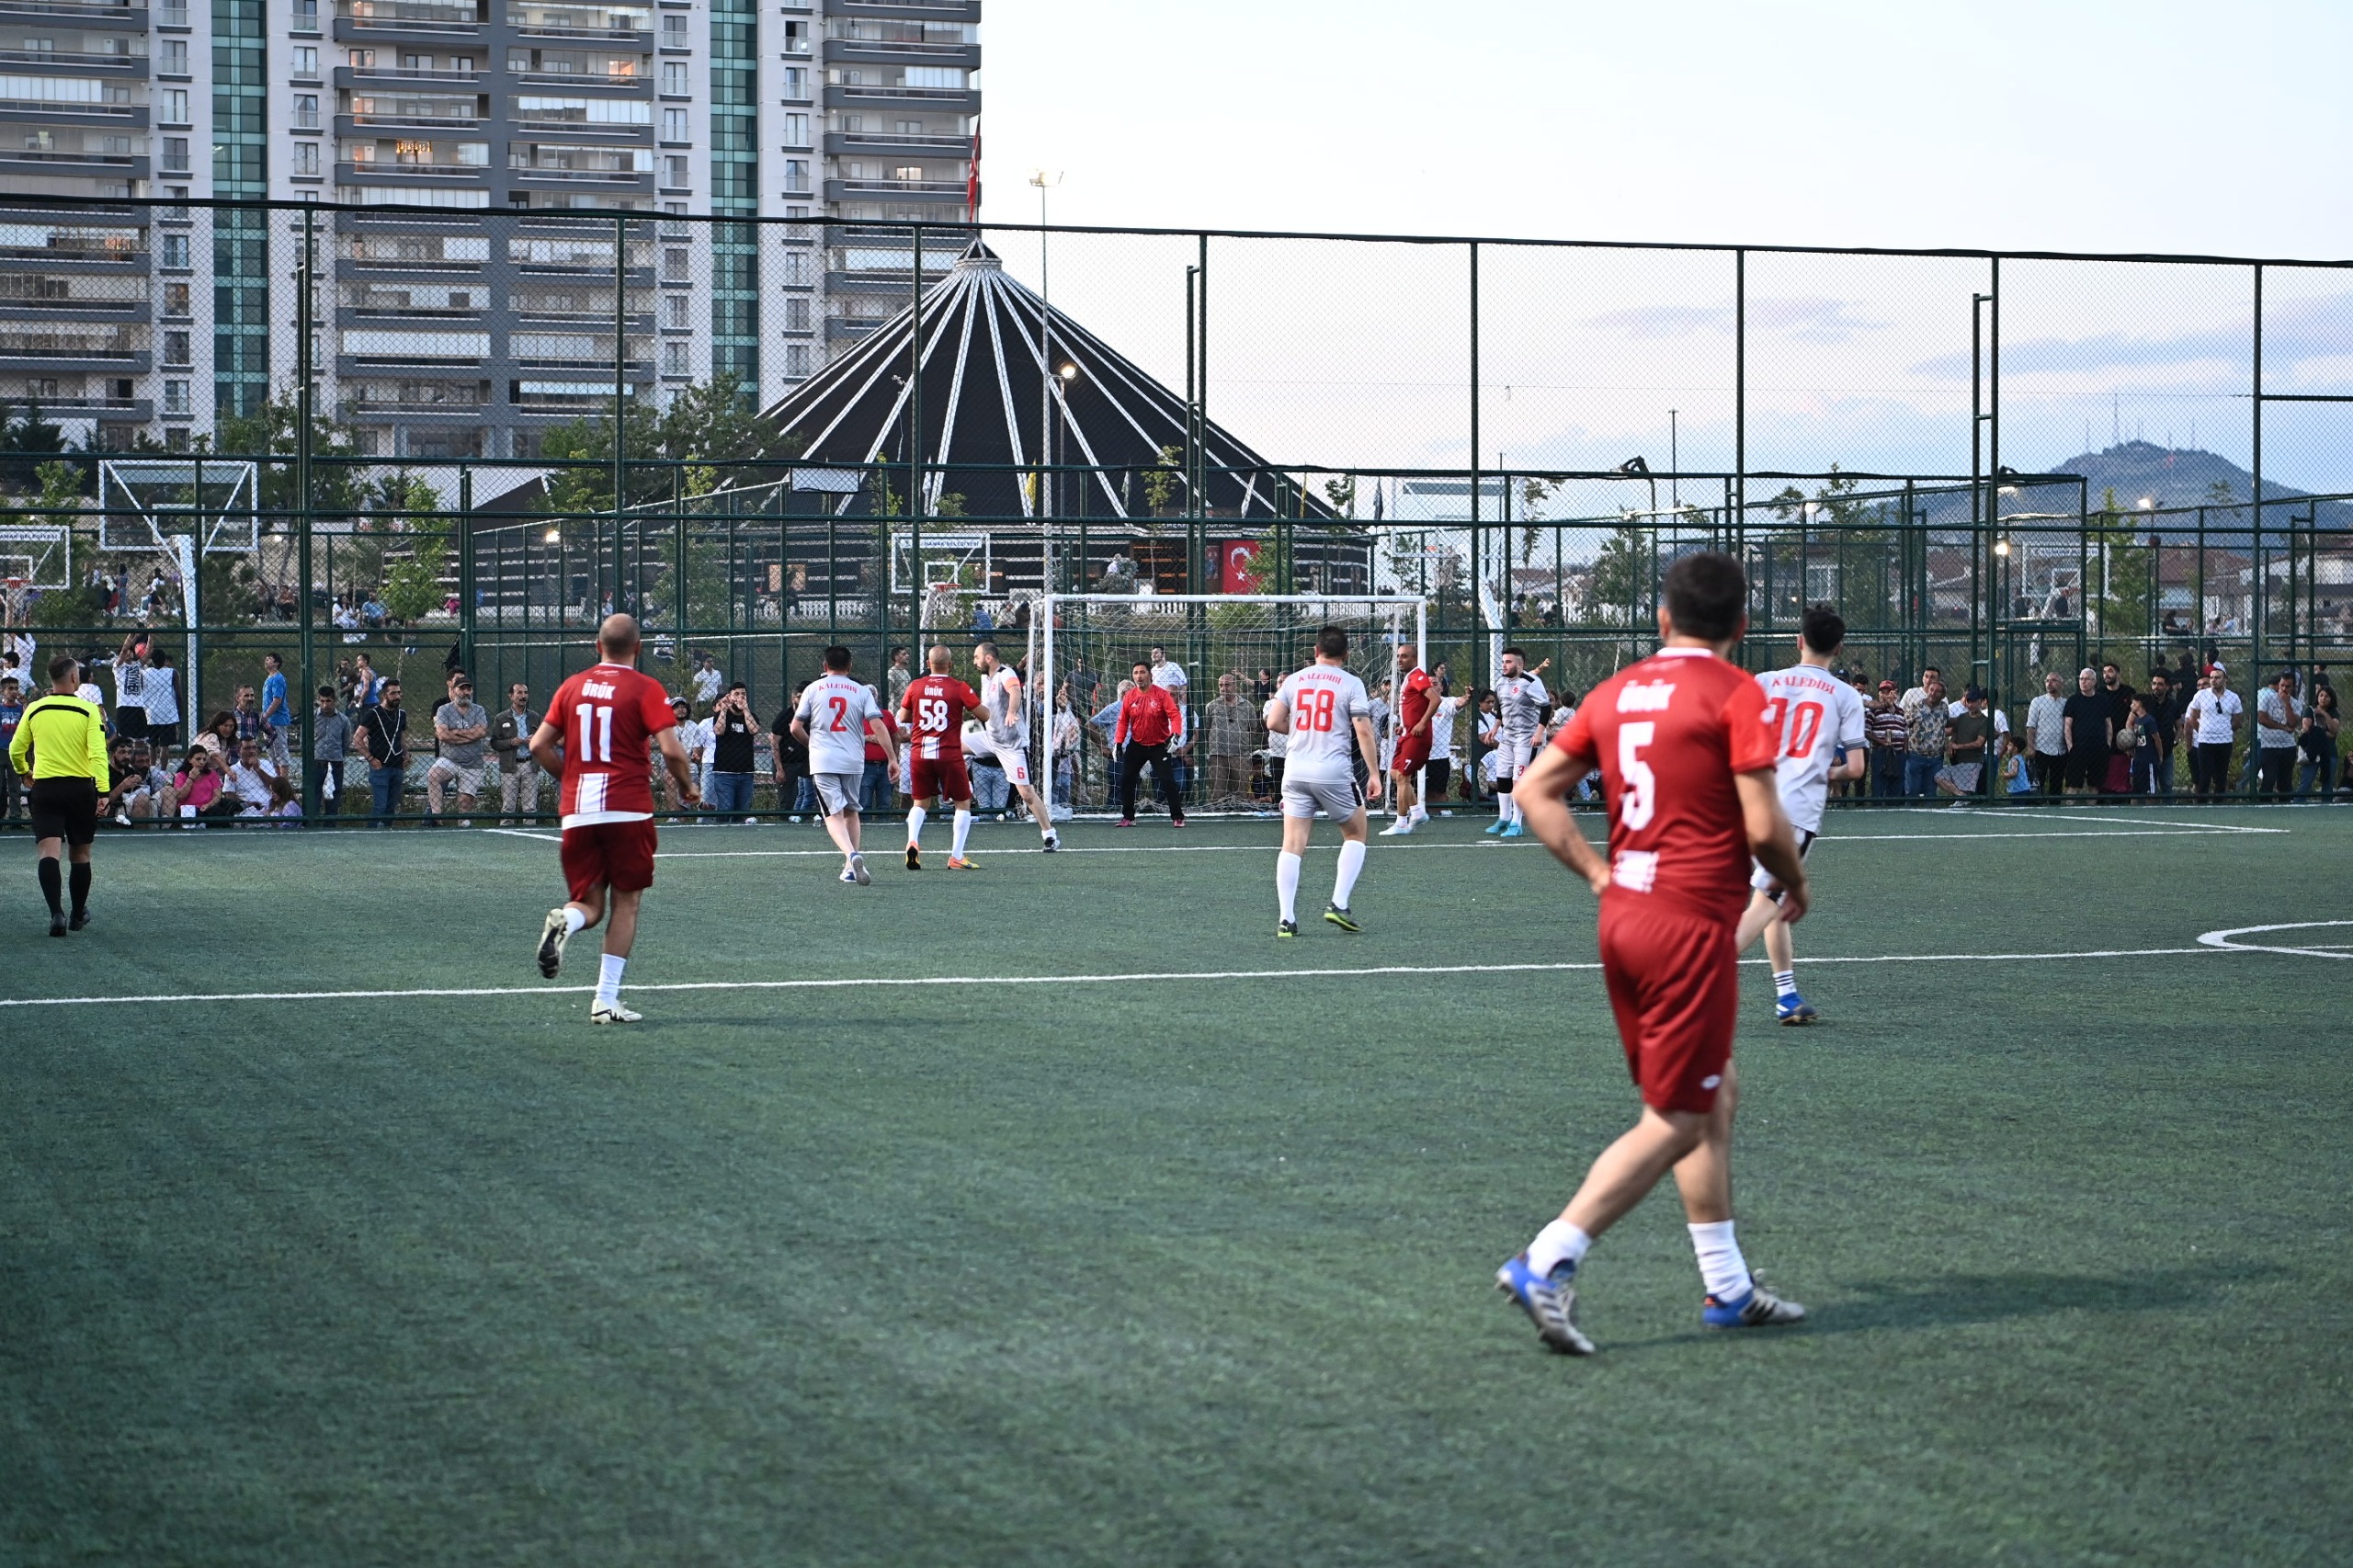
top-left (1619, 722), bottom-right (1656, 830)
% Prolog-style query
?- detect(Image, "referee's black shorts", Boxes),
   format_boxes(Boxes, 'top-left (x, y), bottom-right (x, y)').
top-left (28, 778), bottom-right (98, 846)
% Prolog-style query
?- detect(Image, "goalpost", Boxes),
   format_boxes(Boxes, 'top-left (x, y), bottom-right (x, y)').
top-left (1034, 593), bottom-right (1428, 817)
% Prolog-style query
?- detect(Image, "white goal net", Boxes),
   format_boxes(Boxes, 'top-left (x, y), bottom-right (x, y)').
top-left (1033, 593), bottom-right (1427, 816)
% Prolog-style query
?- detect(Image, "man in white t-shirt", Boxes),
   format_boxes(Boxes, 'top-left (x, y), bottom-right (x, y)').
top-left (960, 641), bottom-right (1060, 851)
top-left (691, 653), bottom-right (724, 711)
top-left (1264, 625), bottom-right (1384, 937)
top-left (790, 643), bottom-right (895, 883)
top-left (2181, 664), bottom-right (2244, 801)
top-left (1733, 606), bottom-right (1867, 1025)
top-left (1485, 647), bottom-right (1550, 836)
top-left (2254, 668), bottom-right (2302, 799)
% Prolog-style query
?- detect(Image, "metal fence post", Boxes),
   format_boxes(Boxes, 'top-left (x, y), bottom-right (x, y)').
top-left (1469, 239), bottom-right (1483, 696)
top-left (296, 202), bottom-right (316, 817)
top-left (909, 222), bottom-right (924, 646)
top-left (613, 212), bottom-right (628, 619)
top-left (2249, 261), bottom-right (2264, 794)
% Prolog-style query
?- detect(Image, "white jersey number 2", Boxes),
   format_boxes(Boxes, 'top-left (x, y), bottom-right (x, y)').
top-left (1618, 722), bottom-right (1656, 830)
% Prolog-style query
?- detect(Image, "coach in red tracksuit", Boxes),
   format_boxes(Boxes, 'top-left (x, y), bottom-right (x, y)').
top-left (1112, 662), bottom-right (1187, 827)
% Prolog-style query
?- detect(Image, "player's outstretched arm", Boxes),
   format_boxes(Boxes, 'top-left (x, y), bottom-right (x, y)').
top-left (1518, 744), bottom-right (1607, 895)
top-left (1737, 768), bottom-right (1808, 923)
top-left (654, 724), bottom-right (701, 806)
top-left (527, 720), bottom-right (566, 777)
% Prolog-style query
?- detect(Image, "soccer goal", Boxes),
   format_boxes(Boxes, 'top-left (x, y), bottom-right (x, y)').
top-left (1034, 593), bottom-right (1428, 815)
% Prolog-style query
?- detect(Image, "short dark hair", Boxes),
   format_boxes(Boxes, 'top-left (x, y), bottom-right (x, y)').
top-left (1661, 551), bottom-right (1748, 642)
top-left (1500, 645), bottom-right (1527, 662)
top-left (315, 685), bottom-right (335, 699)
top-left (1800, 603), bottom-right (1846, 654)
top-left (823, 644), bottom-right (852, 672)
top-left (1315, 625), bottom-right (1349, 659)
top-left (728, 679), bottom-right (747, 693)
top-left (48, 653), bottom-right (77, 683)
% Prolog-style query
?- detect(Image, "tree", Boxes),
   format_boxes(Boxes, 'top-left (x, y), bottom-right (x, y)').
top-left (2091, 485), bottom-right (2158, 664)
top-left (1322, 474), bottom-right (1357, 519)
top-left (1517, 476), bottom-right (1556, 563)
top-left (0, 404), bottom-right (69, 494)
top-left (1141, 444), bottom-right (1182, 514)
top-left (1585, 522), bottom-right (1650, 624)
top-left (372, 472), bottom-right (449, 625)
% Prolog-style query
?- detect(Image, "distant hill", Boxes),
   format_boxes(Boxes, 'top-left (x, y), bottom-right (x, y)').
top-left (2050, 440), bottom-right (2351, 530)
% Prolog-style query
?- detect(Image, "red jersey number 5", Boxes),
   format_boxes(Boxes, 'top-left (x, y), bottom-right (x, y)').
top-left (1618, 722), bottom-right (1656, 830)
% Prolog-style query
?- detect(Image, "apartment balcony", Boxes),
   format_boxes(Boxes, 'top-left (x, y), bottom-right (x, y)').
top-left (0, 47), bottom-right (149, 73)
top-left (0, 0), bottom-right (149, 28)
top-left (4, 296), bottom-right (148, 321)
top-left (342, 306), bottom-right (486, 325)
top-left (335, 158), bottom-right (488, 185)
top-left (830, 0), bottom-right (978, 19)
top-left (0, 236), bottom-right (148, 269)
top-left (822, 82), bottom-right (976, 113)
top-left (824, 177), bottom-right (964, 203)
top-left (820, 39), bottom-right (978, 69)
top-left (507, 114), bottom-right (649, 137)
top-left (507, 378), bottom-right (650, 415)
top-left (332, 0), bottom-right (483, 41)
top-left (504, 68), bottom-right (649, 91)
top-left (0, 100), bottom-right (146, 128)
top-left (505, 5), bottom-right (651, 43)
top-left (0, 337), bottom-right (150, 372)
top-left (335, 110), bottom-right (484, 135)
top-left (335, 65), bottom-right (486, 87)
top-left (0, 392), bottom-right (148, 417)
top-left (0, 149), bottom-right (146, 177)
top-left (824, 131), bottom-right (965, 159)
top-left (346, 395), bottom-right (486, 415)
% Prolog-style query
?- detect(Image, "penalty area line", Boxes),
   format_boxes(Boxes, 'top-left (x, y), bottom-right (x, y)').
top-left (0, 942), bottom-right (2249, 1009)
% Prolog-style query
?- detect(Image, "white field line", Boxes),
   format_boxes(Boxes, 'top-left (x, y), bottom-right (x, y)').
top-left (0, 943), bottom-right (2249, 1010)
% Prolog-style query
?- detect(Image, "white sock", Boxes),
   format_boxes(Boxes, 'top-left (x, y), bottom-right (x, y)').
top-left (1411, 802), bottom-right (1428, 823)
top-left (595, 952), bottom-right (625, 1008)
top-left (561, 905), bottom-right (588, 936)
top-left (1773, 969), bottom-right (1798, 999)
top-left (951, 808), bottom-right (973, 858)
top-left (1688, 1219), bottom-right (1752, 1301)
top-left (1333, 838), bottom-right (1367, 910)
top-left (1527, 1219), bottom-right (1592, 1278)
top-left (1276, 850), bottom-right (1302, 924)
top-left (1497, 791), bottom-right (1513, 824)
top-left (905, 803), bottom-right (926, 846)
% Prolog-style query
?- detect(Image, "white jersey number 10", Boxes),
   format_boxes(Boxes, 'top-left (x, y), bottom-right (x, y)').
top-left (1761, 697), bottom-right (1825, 760)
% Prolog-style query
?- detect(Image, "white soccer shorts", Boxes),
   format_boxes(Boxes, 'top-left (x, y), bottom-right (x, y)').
top-left (1280, 773), bottom-right (1362, 822)
top-left (961, 724), bottom-right (1033, 790)
top-left (1497, 737), bottom-right (1536, 785)
top-left (1750, 827), bottom-right (1818, 892)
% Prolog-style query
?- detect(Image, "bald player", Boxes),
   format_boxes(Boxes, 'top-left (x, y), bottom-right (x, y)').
top-left (899, 643), bottom-right (985, 869)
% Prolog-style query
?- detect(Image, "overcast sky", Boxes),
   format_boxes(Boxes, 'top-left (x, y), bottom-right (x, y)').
top-left (974, 1), bottom-right (2353, 485)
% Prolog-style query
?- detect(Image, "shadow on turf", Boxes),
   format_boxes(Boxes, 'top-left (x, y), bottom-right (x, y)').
top-left (1602, 1260), bottom-right (2285, 1352)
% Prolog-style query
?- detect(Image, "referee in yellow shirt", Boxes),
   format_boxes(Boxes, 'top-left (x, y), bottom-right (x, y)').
top-left (9, 653), bottom-right (109, 937)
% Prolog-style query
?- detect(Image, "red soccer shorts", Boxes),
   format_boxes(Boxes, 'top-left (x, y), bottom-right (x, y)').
top-left (1597, 894), bottom-right (1738, 1114)
top-left (562, 818), bottom-right (658, 903)
top-left (908, 750), bottom-right (973, 804)
top-left (1391, 734), bottom-right (1431, 774)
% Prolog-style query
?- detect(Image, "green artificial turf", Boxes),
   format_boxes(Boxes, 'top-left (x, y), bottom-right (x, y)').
top-left (0, 805), bottom-right (2347, 1564)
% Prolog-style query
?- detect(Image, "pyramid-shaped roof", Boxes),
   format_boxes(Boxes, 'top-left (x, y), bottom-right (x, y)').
top-left (759, 241), bottom-right (1327, 522)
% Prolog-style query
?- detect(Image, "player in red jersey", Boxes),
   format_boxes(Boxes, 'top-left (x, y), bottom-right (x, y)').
top-left (1380, 642), bottom-right (1436, 835)
top-left (897, 643), bottom-right (984, 870)
top-left (527, 614), bottom-right (698, 1025)
top-left (1495, 551), bottom-right (1813, 1354)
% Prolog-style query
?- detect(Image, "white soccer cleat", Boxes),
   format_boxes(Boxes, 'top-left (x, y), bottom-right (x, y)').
top-left (1378, 818), bottom-right (1415, 835)
top-left (589, 1001), bottom-right (642, 1025)
top-left (848, 855), bottom-right (872, 885)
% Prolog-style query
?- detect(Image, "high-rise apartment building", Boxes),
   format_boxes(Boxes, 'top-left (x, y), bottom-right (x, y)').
top-left (0, 0), bottom-right (978, 458)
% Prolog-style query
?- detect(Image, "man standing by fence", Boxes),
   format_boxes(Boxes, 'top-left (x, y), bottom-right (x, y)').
top-left (358, 680), bottom-right (408, 825)
top-left (2182, 665), bottom-right (2242, 801)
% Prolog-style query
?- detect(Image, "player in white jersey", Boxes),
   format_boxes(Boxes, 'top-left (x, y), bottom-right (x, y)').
top-left (1484, 647), bottom-right (1551, 837)
top-left (1733, 604), bottom-right (1866, 1025)
top-left (790, 643), bottom-right (896, 885)
top-left (1263, 625), bottom-right (1384, 937)
top-left (961, 641), bottom-right (1061, 852)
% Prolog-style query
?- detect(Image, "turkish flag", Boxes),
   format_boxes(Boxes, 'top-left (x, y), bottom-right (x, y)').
top-left (1220, 540), bottom-right (1259, 594)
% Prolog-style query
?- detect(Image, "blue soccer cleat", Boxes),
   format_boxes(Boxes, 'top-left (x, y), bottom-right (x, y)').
top-left (1775, 993), bottom-right (1819, 1026)
top-left (1498, 821), bottom-right (1526, 838)
top-left (1702, 1281), bottom-right (1808, 1329)
top-left (1495, 1253), bottom-right (1597, 1355)
top-left (1483, 819), bottom-right (1509, 835)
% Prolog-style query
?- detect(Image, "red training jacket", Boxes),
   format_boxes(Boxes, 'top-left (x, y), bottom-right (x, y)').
top-left (1114, 683), bottom-right (1182, 747)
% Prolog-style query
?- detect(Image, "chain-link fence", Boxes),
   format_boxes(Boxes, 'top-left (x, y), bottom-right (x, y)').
top-left (4, 197), bottom-right (2349, 824)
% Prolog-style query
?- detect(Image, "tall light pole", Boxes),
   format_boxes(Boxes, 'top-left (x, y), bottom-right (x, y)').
top-left (1029, 170), bottom-right (1062, 531)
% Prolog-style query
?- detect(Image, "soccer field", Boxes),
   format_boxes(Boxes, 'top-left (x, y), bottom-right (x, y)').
top-left (2, 805), bottom-right (2347, 1564)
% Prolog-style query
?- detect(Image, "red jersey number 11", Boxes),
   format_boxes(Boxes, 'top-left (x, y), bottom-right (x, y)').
top-left (574, 702), bottom-right (613, 764)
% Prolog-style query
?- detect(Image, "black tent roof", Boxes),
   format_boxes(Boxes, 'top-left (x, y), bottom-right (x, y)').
top-left (758, 241), bottom-right (1327, 522)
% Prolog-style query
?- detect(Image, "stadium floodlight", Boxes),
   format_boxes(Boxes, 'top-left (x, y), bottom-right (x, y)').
top-left (1034, 590), bottom-right (1427, 817)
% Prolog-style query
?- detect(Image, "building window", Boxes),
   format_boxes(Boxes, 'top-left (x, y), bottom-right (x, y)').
top-left (161, 88), bottom-right (189, 124)
top-left (661, 292), bottom-right (688, 328)
top-left (662, 339), bottom-right (688, 375)
top-left (784, 297), bottom-right (809, 332)
top-left (782, 157), bottom-right (808, 193)
top-left (165, 426), bottom-right (191, 451)
top-left (292, 0), bottom-right (318, 28)
top-left (161, 234), bottom-right (190, 269)
top-left (890, 165), bottom-right (922, 184)
top-left (660, 14), bottom-right (687, 47)
top-left (783, 19), bottom-right (806, 53)
top-left (291, 45), bottom-right (318, 77)
top-left (660, 61), bottom-right (688, 95)
top-left (782, 250), bottom-right (807, 285)
top-left (160, 39), bottom-right (188, 74)
top-left (293, 94), bottom-right (319, 130)
top-left (164, 330), bottom-right (191, 365)
top-left (161, 137), bottom-right (189, 173)
top-left (164, 380), bottom-right (190, 415)
top-left (292, 141), bottom-right (320, 176)
top-left (785, 343), bottom-right (810, 377)
top-left (163, 282), bottom-right (191, 316)
top-left (661, 246), bottom-right (688, 281)
top-left (661, 108), bottom-right (688, 142)
top-left (660, 154), bottom-right (688, 188)
top-left (781, 111), bottom-right (807, 146)
top-left (780, 67), bottom-right (806, 99)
